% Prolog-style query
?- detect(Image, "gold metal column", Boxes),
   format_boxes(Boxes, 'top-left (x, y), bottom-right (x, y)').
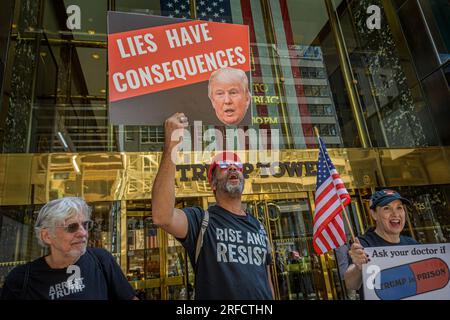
top-left (120, 200), bottom-right (127, 273)
top-left (202, 196), bottom-right (209, 210)
top-left (307, 191), bottom-right (334, 299)
top-left (45, 154), bottom-right (51, 203)
top-left (189, 0), bottom-right (198, 19)
top-left (160, 229), bottom-right (168, 300)
top-left (319, 255), bottom-right (334, 300)
top-left (262, 199), bottom-right (281, 300)
top-left (352, 199), bottom-right (365, 234)
top-left (324, 0), bottom-right (371, 148)
top-left (405, 206), bottom-right (416, 241)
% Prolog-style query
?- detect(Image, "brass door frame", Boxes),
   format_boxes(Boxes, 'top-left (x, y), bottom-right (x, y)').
top-left (120, 200), bottom-right (127, 273)
top-left (260, 193), bottom-right (325, 300)
top-left (324, 0), bottom-right (371, 148)
top-left (242, 193), bottom-right (319, 299)
top-left (306, 191), bottom-right (334, 300)
top-left (260, 199), bottom-right (281, 300)
top-left (160, 228), bottom-right (168, 300)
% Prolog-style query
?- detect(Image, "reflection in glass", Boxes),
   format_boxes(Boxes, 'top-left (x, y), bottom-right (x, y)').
top-left (335, 0), bottom-right (439, 147)
top-left (126, 216), bottom-right (161, 281)
top-left (398, 185), bottom-right (450, 244)
top-left (167, 233), bottom-right (185, 277)
top-left (0, 206), bottom-right (41, 287)
top-left (419, 0), bottom-right (450, 64)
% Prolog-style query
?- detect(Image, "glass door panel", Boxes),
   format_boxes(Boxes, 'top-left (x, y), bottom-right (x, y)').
top-left (163, 233), bottom-right (188, 299)
top-left (125, 207), bottom-right (162, 299)
top-left (161, 198), bottom-right (202, 300)
top-left (261, 198), bottom-right (319, 300)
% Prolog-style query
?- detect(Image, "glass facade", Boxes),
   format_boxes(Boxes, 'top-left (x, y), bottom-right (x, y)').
top-left (0, 0), bottom-right (449, 300)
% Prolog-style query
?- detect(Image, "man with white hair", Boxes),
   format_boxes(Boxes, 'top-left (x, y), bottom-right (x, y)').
top-left (208, 67), bottom-right (251, 125)
top-left (1, 197), bottom-right (136, 300)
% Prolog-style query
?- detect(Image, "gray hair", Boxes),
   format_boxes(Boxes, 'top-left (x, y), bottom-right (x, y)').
top-left (34, 197), bottom-right (92, 248)
top-left (208, 67), bottom-right (250, 98)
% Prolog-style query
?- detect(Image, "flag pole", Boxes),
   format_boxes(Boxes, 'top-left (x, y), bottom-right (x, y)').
top-left (314, 127), bottom-right (356, 242)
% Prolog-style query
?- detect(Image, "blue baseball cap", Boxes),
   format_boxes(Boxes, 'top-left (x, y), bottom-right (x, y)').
top-left (369, 189), bottom-right (411, 209)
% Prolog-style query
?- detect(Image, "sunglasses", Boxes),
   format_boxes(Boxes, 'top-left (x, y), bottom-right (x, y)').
top-left (217, 160), bottom-right (243, 170)
top-left (56, 220), bottom-right (93, 233)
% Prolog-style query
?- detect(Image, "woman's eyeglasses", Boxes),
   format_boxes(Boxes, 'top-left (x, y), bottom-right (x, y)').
top-left (56, 220), bottom-right (93, 233)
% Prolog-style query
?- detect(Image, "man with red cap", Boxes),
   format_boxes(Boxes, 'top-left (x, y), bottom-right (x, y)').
top-left (152, 113), bottom-right (274, 300)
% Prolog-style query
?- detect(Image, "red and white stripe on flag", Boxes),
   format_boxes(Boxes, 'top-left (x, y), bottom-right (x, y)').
top-left (313, 138), bottom-right (351, 255)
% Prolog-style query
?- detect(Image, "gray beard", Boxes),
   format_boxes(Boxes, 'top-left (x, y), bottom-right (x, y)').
top-left (67, 246), bottom-right (86, 258)
top-left (225, 182), bottom-right (244, 196)
top-left (218, 177), bottom-right (244, 197)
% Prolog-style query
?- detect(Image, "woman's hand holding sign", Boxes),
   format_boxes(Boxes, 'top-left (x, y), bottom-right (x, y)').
top-left (345, 238), bottom-right (370, 291)
top-left (349, 238), bottom-right (370, 271)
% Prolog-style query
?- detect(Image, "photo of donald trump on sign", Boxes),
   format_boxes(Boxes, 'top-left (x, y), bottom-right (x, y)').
top-left (208, 67), bottom-right (251, 126)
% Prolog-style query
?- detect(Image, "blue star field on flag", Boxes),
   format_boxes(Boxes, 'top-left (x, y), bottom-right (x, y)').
top-left (316, 137), bottom-right (337, 189)
top-left (161, 0), bottom-right (232, 23)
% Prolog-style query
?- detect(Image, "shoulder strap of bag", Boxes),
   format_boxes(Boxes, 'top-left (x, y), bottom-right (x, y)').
top-left (20, 263), bottom-right (31, 299)
top-left (194, 210), bottom-right (209, 265)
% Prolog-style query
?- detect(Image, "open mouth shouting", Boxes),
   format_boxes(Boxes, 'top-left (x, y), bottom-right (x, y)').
top-left (228, 172), bottom-right (240, 184)
top-left (389, 218), bottom-right (402, 229)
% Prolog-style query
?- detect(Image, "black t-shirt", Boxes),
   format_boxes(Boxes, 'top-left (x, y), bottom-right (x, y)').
top-left (180, 205), bottom-right (273, 300)
top-left (357, 228), bottom-right (419, 248)
top-left (1, 248), bottom-right (135, 300)
top-left (348, 227), bottom-right (419, 299)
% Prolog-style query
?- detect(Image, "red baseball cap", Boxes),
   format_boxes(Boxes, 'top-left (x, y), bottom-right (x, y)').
top-left (207, 151), bottom-right (242, 185)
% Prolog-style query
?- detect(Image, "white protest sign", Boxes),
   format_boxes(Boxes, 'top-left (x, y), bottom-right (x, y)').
top-left (362, 243), bottom-right (450, 300)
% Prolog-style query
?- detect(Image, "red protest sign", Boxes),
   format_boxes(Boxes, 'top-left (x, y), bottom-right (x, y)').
top-left (108, 19), bottom-right (250, 103)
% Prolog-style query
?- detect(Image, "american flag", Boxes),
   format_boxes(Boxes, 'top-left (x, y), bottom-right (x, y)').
top-left (161, 0), bottom-right (232, 23)
top-left (313, 137), bottom-right (351, 255)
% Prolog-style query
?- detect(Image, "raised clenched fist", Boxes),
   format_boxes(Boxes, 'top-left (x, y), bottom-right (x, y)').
top-left (164, 113), bottom-right (189, 150)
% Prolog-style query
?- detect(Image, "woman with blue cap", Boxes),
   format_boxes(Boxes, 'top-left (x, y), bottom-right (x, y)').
top-left (344, 189), bottom-right (419, 297)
